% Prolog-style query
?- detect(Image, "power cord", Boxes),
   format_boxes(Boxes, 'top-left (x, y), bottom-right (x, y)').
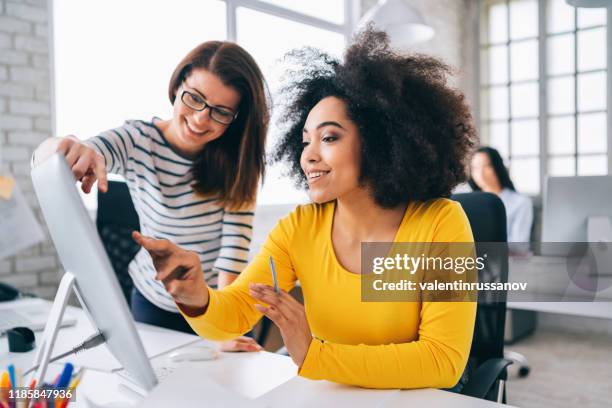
top-left (23, 332), bottom-right (106, 375)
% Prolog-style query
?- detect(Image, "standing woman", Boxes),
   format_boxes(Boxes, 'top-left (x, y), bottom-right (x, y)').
top-left (33, 41), bottom-right (268, 351)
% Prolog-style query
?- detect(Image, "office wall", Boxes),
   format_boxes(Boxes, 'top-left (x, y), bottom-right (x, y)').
top-left (360, 0), bottom-right (478, 109)
top-left (0, 0), bottom-right (61, 299)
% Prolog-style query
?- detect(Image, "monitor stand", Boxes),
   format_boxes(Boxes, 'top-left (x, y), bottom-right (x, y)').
top-left (29, 272), bottom-right (97, 386)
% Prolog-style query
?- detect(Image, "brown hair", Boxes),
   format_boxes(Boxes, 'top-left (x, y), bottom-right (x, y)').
top-left (168, 41), bottom-right (269, 210)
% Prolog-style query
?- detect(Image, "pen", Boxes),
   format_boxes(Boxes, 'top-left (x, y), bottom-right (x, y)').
top-left (0, 371), bottom-right (10, 405)
top-left (57, 381), bottom-right (80, 408)
top-left (23, 379), bottom-right (36, 408)
top-left (6, 366), bottom-right (14, 408)
top-left (69, 368), bottom-right (84, 386)
top-left (55, 364), bottom-right (73, 389)
top-left (49, 363), bottom-right (72, 408)
top-left (56, 368), bottom-right (82, 408)
top-left (269, 256), bottom-right (280, 294)
top-left (6, 366), bottom-right (15, 394)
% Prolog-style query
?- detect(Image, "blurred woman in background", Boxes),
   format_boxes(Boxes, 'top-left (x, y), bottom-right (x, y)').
top-left (469, 146), bottom-right (533, 244)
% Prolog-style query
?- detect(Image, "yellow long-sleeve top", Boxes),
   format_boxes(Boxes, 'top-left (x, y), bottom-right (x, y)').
top-left (181, 198), bottom-right (477, 389)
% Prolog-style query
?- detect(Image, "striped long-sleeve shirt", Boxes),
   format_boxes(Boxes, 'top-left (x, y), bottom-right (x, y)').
top-left (87, 119), bottom-right (254, 312)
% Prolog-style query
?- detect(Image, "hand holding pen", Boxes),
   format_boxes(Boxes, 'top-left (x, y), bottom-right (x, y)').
top-left (249, 257), bottom-right (312, 367)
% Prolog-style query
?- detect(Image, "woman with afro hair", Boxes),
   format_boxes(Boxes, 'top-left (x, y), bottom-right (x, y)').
top-left (134, 27), bottom-right (479, 389)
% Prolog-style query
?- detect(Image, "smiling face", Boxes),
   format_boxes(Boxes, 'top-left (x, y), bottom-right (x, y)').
top-left (168, 68), bottom-right (241, 158)
top-left (300, 96), bottom-right (363, 204)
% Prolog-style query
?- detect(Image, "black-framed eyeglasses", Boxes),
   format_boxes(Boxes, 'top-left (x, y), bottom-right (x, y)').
top-left (180, 89), bottom-right (238, 125)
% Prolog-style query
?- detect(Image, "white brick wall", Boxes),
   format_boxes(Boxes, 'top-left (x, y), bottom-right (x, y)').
top-left (0, 259), bottom-right (12, 275)
top-left (0, 81), bottom-right (34, 98)
top-left (0, 50), bottom-right (29, 65)
top-left (0, 32), bottom-right (11, 48)
top-left (1, 0), bottom-right (59, 299)
top-left (7, 130), bottom-right (47, 145)
top-left (16, 255), bottom-right (56, 272)
top-left (34, 115), bottom-right (49, 130)
top-left (5, 2), bottom-right (47, 23)
top-left (2, 145), bottom-right (30, 161)
top-left (9, 98), bottom-right (49, 115)
top-left (38, 269), bottom-right (61, 285)
top-left (0, 15), bottom-right (31, 33)
top-left (14, 34), bottom-right (47, 53)
top-left (1, 272), bottom-right (38, 288)
top-left (0, 114), bottom-right (32, 130)
top-left (9, 66), bottom-right (48, 83)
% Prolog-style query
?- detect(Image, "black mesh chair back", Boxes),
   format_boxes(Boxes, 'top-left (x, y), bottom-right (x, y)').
top-left (96, 181), bottom-right (140, 304)
top-left (451, 192), bottom-right (510, 401)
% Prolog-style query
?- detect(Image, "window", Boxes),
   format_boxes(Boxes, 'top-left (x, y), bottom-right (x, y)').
top-left (479, 0), bottom-right (608, 194)
top-left (53, 0), bottom-right (227, 139)
top-left (53, 0), bottom-right (356, 207)
top-left (235, 3), bottom-right (348, 204)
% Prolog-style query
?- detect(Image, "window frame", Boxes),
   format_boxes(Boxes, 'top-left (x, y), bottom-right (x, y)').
top-left (226, 0), bottom-right (359, 205)
top-left (475, 0), bottom-right (612, 196)
top-left (225, 0), bottom-right (359, 41)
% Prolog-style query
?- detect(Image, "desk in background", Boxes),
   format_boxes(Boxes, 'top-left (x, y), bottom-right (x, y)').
top-left (508, 255), bottom-right (612, 319)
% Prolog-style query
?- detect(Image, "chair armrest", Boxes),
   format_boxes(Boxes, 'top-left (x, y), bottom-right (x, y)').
top-left (462, 358), bottom-right (513, 400)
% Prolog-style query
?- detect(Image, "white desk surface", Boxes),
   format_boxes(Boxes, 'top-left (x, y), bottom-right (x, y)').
top-left (508, 255), bottom-right (612, 319)
top-left (0, 301), bottom-right (511, 407)
top-left (258, 376), bottom-right (514, 408)
top-left (0, 299), bottom-right (203, 372)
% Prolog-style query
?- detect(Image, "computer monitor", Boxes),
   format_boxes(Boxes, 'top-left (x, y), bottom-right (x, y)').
top-left (31, 153), bottom-right (157, 391)
top-left (542, 175), bottom-right (612, 255)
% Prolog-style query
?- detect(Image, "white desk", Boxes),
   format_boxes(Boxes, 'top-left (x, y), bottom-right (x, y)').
top-left (0, 301), bottom-right (296, 407)
top-left (508, 255), bottom-right (612, 319)
top-left (258, 376), bottom-right (514, 408)
top-left (0, 302), bottom-right (511, 407)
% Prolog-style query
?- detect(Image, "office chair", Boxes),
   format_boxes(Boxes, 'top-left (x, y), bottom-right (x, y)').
top-left (96, 181), bottom-right (140, 305)
top-left (451, 192), bottom-right (513, 403)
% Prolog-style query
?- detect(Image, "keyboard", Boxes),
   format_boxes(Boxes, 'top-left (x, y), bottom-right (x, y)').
top-left (117, 362), bottom-right (179, 396)
top-left (118, 364), bottom-right (176, 384)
